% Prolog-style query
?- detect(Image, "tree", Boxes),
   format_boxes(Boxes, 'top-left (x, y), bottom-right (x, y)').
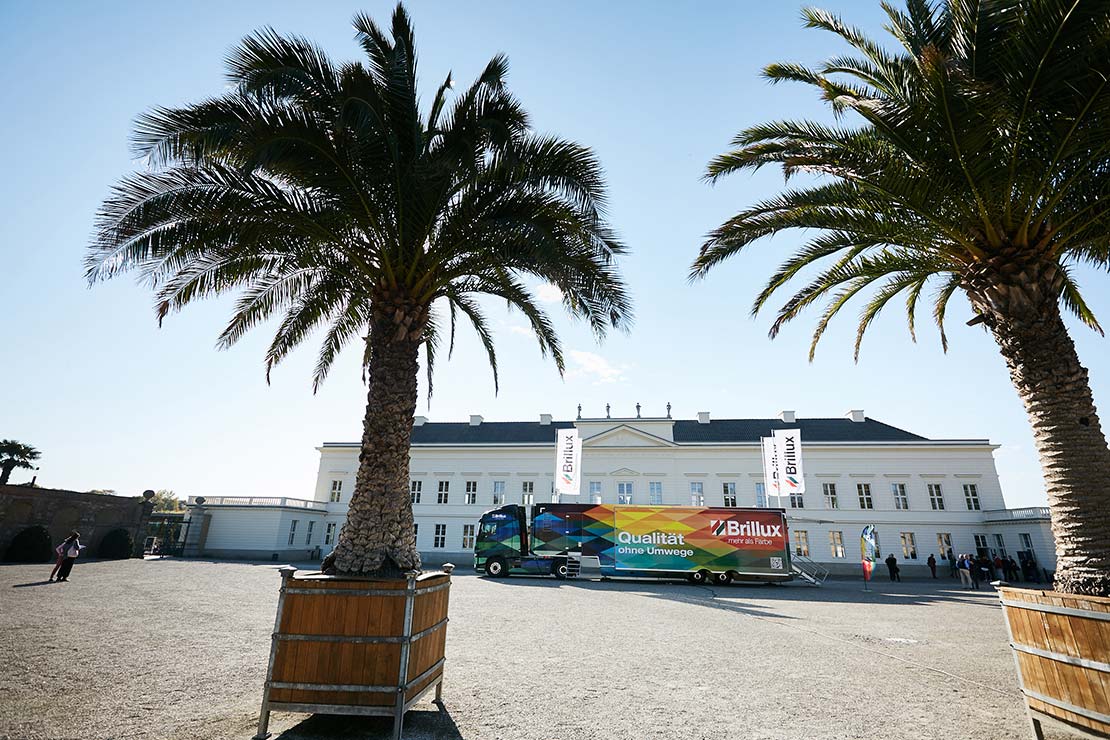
top-left (86, 5), bottom-right (630, 576)
top-left (151, 490), bottom-right (185, 512)
top-left (0, 440), bottom-right (40, 485)
top-left (693, 0), bottom-right (1110, 596)
top-left (87, 489), bottom-right (117, 496)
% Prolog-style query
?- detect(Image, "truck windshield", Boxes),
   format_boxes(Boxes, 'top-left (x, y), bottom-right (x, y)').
top-left (477, 521), bottom-right (501, 540)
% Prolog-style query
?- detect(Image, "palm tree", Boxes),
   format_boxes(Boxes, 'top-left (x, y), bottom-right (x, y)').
top-left (0, 440), bottom-right (40, 485)
top-left (693, 0), bottom-right (1110, 596)
top-left (87, 5), bottom-right (631, 576)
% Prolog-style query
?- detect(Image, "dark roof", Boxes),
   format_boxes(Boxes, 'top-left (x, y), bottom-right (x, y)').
top-left (382, 417), bottom-right (930, 446)
top-left (673, 418), bottom-right (927, 443)
top-left (409, 421), bottom-right (577, 445)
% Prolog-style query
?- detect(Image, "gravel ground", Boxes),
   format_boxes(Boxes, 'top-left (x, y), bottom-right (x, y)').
top-left (0, 558), bottom-right (1065, 740)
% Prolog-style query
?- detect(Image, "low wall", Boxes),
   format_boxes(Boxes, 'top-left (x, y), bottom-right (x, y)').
top-left (0, 485), bottom-right (153, 559)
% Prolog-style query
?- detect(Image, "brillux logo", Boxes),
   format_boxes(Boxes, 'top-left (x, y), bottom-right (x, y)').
top-left (780, 433), bottom-right (801, 489)
top-left (711, 519), bottom-right (783, 538)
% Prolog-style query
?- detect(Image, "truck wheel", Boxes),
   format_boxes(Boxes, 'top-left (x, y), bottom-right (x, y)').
top-left (553, 561), bottom-right (569, 580)
top-left (713, 571), bottom-right (733, 586)
top-left (688, 570), bottom-right (709, 585)
top-left (485, 558), bottom-right (508, 578)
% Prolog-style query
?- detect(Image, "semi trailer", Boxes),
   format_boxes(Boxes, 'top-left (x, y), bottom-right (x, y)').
top-left (473, 502), bottom-right (794, 585)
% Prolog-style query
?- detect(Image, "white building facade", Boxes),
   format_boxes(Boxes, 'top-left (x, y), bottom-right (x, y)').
top-left (185, 409), bottom-right (1057, 579)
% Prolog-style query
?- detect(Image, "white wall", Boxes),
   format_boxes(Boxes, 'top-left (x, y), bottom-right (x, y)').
top-left (307, 428), bottom-right (1035, 567)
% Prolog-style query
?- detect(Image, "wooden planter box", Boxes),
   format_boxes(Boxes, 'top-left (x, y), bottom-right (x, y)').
top-left (998, 587), bottom-right (1110, 739)
top-left (254, 567), bottom-right (451, 740)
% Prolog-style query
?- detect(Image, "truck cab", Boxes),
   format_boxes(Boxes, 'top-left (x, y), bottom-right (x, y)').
top-left (473, 504), bottom-right (577, 578)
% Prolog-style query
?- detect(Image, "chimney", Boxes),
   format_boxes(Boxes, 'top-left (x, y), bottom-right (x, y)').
top-left (469, 415), bottom-right (484, 426)
top-left (697, 411), bottom-right (711, 425)
top-left (847, 409), bottom-right (865, 423)
top-left (539, 414), bottom-right (552, 426)
top-left (413, 416), bottom-right (428, 427)
top-left (779, 410), bottom-right (796, 423)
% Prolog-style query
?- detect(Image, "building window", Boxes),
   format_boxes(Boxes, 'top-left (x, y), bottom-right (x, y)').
top-left (433, 524), bottom-right (446, 548)
top-left (305, 521), bottom-right (315, 545)
top-left (493, 480), bottom-right (505, 505)
top-left (690, 481), bottom-right (704, 506)
top-left (822, 483), bottom-right (838, 509)
top-left (329, 480), bottom-right (343, 502)
top-left (618, 482), bottom-right (633, 505)
top-left (789, 490), bottom-right (804, 509)
top-left (465, 481), bottom-right (478, 504)
top-left (462, 524), bottom-right (475, 549)
top-left (974, 533), bottom-right (988, 555)
top-left (410, 480), bottom-right (422, 504)
top-left (589, 481), bottom-right (602, 504)
top-left (857, 483), bottom-right (873, 509)
top-left (755, 482), bottom-right (767, 508)
top-left (993, 533), bottom-right (1007, 556)
top-left (928, 484), bottom-right (945, 510)
top-left (963, 484), bottom-right (981, 511)
top-left (892, 483), bottom-right (909, 510)
top-left (829, 531), bottom-right (845, 558)
top-left (649, 481), bottom-right (663, 505)
top-left (522, 481), bottom-right (534, 506)
top-left (722, 482), bottom-right (737, 507)
top-left (793, 530), bottom-right (809, 557)
top-left (288, 520), bottom-right (298, 546)
top-left (325, 522), bottom-right (336, 545)
top-left (436, 481), bottom-right (449, 504)
top-left (1020, 533), bottom-right (1034, 552)
top-left (936, 532), bottom-right (952, 559)
top-left (900, 532), bottom-right (917, 559)
top-left (413, 523), bottom-right (418, 544)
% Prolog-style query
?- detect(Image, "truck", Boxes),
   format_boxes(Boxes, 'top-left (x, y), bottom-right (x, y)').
top-left (473, 502), bottom-right (794, 585)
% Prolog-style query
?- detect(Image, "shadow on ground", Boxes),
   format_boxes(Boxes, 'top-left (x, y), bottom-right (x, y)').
top-left (475, 571), bottom-right (1011, 612)
top-left (273, 708), bottom-right (461, 740)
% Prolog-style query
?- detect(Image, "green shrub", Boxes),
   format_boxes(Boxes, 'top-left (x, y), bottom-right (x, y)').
top-left (4, 525), bottom-right (52, 563)
top-left (97, 528), bottom-right (133, 559)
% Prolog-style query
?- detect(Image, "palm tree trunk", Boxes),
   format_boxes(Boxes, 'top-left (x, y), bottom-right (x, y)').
top-left (987, 298), bottom-right (1110, 596)
top-left (330, 303), bottom-right (426, 576)
top-left (0, 464), bottom-right (11, 485)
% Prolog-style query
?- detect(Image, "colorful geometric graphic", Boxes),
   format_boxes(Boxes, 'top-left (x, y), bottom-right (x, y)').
top-left (532, 504), bottom-right (789, 577)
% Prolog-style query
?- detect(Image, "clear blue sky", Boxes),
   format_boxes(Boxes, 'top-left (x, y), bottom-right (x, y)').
top-left (4, 1), bottom-right (1107, 507)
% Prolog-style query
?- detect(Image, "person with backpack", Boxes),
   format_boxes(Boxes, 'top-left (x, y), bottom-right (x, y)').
top-left (53, 532), bottom-right (85, 582)
top-left (957, 554), bottom-right (973, 589)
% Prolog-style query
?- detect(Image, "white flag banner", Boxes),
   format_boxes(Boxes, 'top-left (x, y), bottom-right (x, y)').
top-left (761, 437), bottom-right (781, 498)
top-left (773, 428), bottom-right (805, 495)
top-left (554, 428), bottom-right (582, 496)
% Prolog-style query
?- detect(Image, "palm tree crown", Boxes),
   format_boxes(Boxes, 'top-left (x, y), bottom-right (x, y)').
top-left (0, 440), bottom-right (41, 485)
top-left (88, 5), bottom-right (630, 392)
top-left (694, 0), bottom-right (1110, 358)
top-left (694, 0), bottom-right (1110, 596)
top-left (87, 5), bottom-right (631, 575)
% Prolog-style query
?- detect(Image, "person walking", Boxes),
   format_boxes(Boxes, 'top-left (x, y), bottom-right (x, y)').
top-left (927, 553), bottom-right (937, 579)
top-left (54, 533), bottom-right (85, 582)
top-left (957, 554), bottom-right (973, 589)
top-left (1007, 556), bottom-right (1020, 582)
top-left (947, 548), bottom-right (957, 578)
top-left (885, 553), bottom-right (901, 582)
top-left (49, 531), bottom-right (80, 582)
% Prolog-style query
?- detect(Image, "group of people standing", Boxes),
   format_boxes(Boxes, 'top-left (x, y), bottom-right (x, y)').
top-left (881, 548), bottom-right (1039, 587)
top-left (48, 531), bottom-right (85, 582)
top-left (950, 550), bottom-right (1026, 589)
